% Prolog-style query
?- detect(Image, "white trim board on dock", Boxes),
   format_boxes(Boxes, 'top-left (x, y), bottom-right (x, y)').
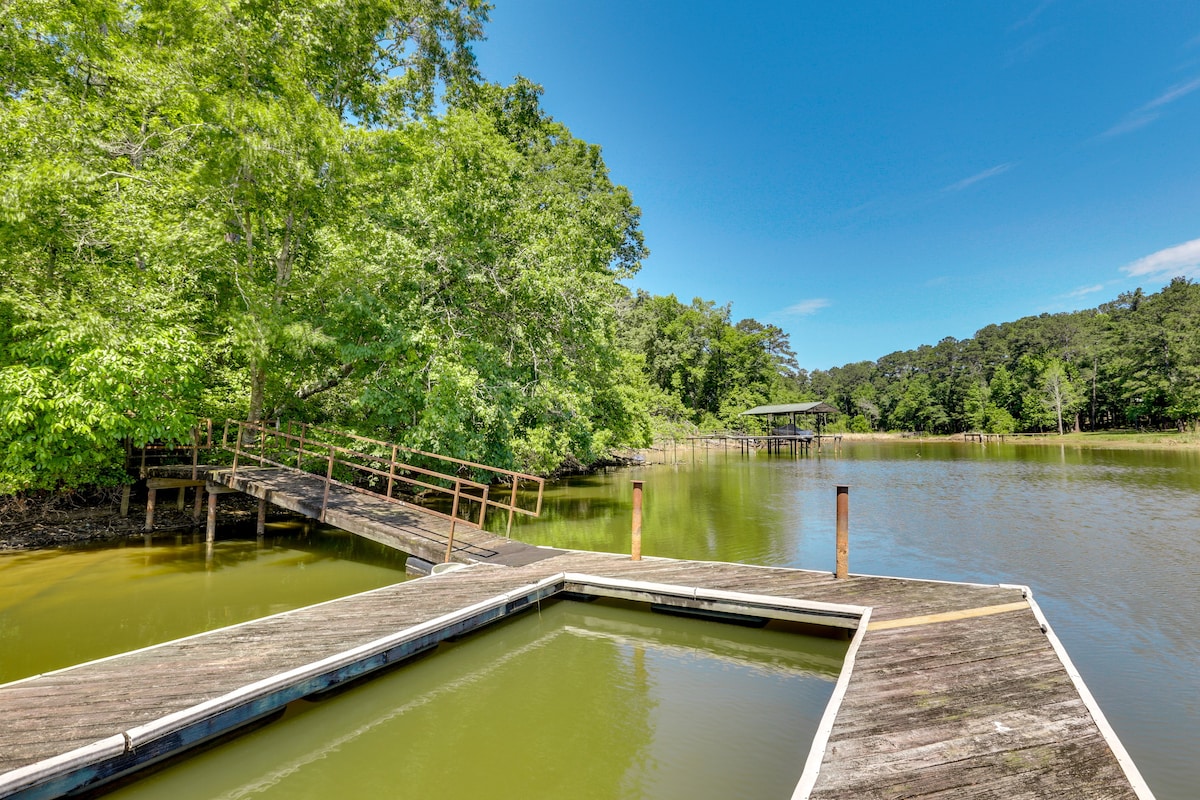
top-left (0, 552), bottom-right (1155, 799)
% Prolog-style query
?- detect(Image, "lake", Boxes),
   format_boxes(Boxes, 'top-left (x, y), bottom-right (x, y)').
top-left (3, 440), bottom-right (1197, 799)
top-left (503, 440), bottom-right (1199, 800)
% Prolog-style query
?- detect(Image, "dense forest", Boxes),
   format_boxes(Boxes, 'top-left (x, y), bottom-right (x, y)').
top-left (3, 1), bottom-right (1198, 495)
top-left (803, 277), bottom-right (1200, 436)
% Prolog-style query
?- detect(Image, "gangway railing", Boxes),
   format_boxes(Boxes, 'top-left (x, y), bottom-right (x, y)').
top-left (220, 420), bottom-right (544, 559)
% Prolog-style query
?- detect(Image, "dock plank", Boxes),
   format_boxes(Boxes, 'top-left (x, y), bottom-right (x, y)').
top-left (0, 552), bottom-right (1149, 799)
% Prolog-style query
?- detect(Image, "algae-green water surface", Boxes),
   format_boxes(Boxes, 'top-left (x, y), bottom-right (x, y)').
top-left (105, 599), bottom-right (846, 800)
top-left (504, 441), bottom-right (1200, 800)
top-left (0, 520), bottom-right (410, 683)
top-left (4, 441), bottom-right (1198, 799)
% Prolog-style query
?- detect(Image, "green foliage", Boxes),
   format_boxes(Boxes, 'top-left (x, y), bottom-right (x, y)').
top-left (804, 278), bottom-right (1200, 435)
top-left (0, 306), bottom-right (203, 492)
top-left (616, 291), bottom-right (807, 432)
top-left (1, 0), bottom-right (656, 489)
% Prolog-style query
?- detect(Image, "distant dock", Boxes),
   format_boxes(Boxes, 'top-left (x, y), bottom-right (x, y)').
top-left (0, 551), bottom-right (1153, 799)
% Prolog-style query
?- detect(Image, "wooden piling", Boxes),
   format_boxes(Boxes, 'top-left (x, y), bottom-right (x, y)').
top-left (631, 480), bottom-right (644, 561)
top-left (835, 485), bottom-right (849, 579)
top-left (120, 485), bottom-right (131, 518)
top-left (206, 490), bottom-right (218, 544)
top-left (256, 498), bottom-right (267, 537)
top-left (144, 487), bottom-right (157, 532)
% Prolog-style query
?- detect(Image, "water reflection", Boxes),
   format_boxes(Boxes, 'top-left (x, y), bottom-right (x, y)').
top-left (505, 441), bottom-right (1200, 800)
top-left (0, 519), bottom-right (410, 684)
top-left (105, 600), bottom-right (845, 800)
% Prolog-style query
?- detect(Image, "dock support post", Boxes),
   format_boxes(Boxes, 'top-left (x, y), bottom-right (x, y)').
top-left (256, 498), bottom-right (267, 537)
top-left (206, 489), bottom-right (218, 544)
top-left (120, 485), bottom-right (131, 518)
top-left (192, 486), bottom-right (203, 522)
top-left (145, 487), bottom-right (156, 531)
top-left (631, 480), bottom-right (644, 561)
top-left (835, 485), bottom-right (849, 579)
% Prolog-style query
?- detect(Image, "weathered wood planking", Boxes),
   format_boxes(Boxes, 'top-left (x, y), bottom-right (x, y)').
top-left (202, 466), bottom-right (559, 567)
top-left (0, 552), bottom-right (1150, 799)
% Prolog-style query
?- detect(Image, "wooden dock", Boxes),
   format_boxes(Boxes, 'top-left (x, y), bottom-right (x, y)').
top-left (0, 551), bottom-right (1153, 799)
top-left (140, 420), bottom-right (557, 569)
top-left (211, 466), bottom-right (558, 568)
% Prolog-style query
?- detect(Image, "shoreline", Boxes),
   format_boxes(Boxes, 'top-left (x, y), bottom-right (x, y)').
top-left (0, 493), bottom-right (265, 552)
top-left (676, 430), bottom-right (1200, 449)
top-left (5, 429), bottom-right (1195, 550)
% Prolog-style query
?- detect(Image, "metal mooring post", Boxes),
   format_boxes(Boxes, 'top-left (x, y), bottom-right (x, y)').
top-left (631, 480), bottom-right (644, 561)
top-left (835, 485), bottom-right (849, 579)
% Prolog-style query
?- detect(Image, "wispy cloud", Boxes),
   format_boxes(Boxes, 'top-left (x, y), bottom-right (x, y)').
top-left (1102, 76), bottom-right (1200, 138)
top-left (1121, 238), bottom-right (1200, 279)
top-left (943, 163), bottom-right (1015, 192)
top-left (1009, 0), bottom-right (1054, 32)
top-left (1065, 284), bottom-right (1105, 298)
top-left (1004, 30), bottom-right (1057, 67)
top-left (781, 298), bottom-right (830, 316)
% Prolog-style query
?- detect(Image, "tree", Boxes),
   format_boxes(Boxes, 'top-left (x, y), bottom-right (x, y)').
top-left (1040, 359), bottom-right (1081, 435)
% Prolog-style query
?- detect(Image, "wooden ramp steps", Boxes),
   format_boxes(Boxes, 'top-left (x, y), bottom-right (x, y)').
top-left (0, 552), bottom-right (1153, 800)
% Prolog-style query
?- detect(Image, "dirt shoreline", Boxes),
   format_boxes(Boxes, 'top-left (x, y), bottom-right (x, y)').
top-left (0, 492), bottom-right (265, 551)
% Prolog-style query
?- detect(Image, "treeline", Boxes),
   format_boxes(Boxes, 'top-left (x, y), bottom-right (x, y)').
top-left (803, 278), bottom-right (1200, 435)
top-left (4, 3), bottom-right (1196, 495)
top-left (0, 0), bottom-right (802, 493)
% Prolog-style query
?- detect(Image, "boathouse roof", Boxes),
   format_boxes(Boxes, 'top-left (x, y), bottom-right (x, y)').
top-left (739, 401), bottom-right (840, 416)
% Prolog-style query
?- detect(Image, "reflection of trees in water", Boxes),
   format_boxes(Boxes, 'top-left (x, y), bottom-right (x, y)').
top-left (108, 600), bottom-right (845, 800)
top-left (138, 602), bottom-right (656, 800)
top-left (510, 463), bottom-right (802, 564)
top-left (130, 521), bottom-right (408, 574)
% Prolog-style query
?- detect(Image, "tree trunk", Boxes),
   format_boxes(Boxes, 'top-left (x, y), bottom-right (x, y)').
top-left (248, 360), bottom-right (266, 423)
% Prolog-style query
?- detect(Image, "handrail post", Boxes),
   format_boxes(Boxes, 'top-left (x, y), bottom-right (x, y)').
top-left (506, 478), bottom-right (518, 537)
top-left (387, 444), bottom-right (397, 499)
top-left (631, 480), bottom-right (644, 561)
top-left (321, 444), bottom-right (335, 523)
top-left (258, 422), bottom-right (266, 465)
top-left (478, 485), bottom-right (489, 529)
top-left (231, 422), bottom-right (241, 479)
top-left (297, 423), bottom-right (306, 470)
top-left (191, 427), bottom-right (199, 481)
top-left (444, 480), bottom-right (461, 563)
top-left (835, 485), bottom-right (850, 579)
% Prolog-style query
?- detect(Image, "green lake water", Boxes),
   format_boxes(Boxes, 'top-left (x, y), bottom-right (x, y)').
top-left (104, 600), bottom-right (846, 800)
top-left (3, 440), bottom-right (1198, 798)
top-left (503, 441), bottom-right (1200, 800)
top-left (0, 520), bottom-right (410, 683)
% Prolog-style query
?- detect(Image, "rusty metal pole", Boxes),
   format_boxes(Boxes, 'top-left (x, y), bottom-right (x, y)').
top-left (631, 480), bottom-right (644, 561)
top-left (835, 485), bottom-right (849, 579)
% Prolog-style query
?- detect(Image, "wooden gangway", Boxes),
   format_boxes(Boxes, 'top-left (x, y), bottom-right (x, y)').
top-left (0, 551), bottom-right (1153, 799)
top-left (144, 420), bottom-right (554, 568)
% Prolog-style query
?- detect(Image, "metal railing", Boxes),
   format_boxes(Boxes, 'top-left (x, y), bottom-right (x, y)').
top-left (220, 420), bottom-right (545, 560)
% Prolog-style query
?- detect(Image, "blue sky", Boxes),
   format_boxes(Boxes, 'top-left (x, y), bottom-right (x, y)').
top-left (474, 2), bottom-right (1200, 370)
